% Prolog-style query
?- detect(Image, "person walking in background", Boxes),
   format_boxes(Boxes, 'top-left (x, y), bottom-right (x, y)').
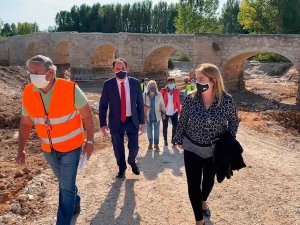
top-left (141, 77), bottom-right (149, 93)
top-left (160, 77), bottom-right (181, 147)
top-left (143, 80), bottom-right (166, 152)
top-left (185, 78), bottom-right (197, 96)
top-left (17, 55), bottom-right (95, 225)
top-left (174, 63), bottom-right (239, 225)
top-left (99, 58), bottom-right (145, 178)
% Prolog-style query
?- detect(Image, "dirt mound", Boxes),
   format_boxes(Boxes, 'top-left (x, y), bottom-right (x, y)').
top-left (281, 66), bottom-right (299, 83)
top-left (244, 61), bottom-right (293, 77)
top-left (0, 66), bottom-right (29, 128)
top-left (264, 110), bottom-right (300, 133)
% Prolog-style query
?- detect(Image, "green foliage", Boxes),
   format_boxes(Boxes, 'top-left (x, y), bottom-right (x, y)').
top-left (171, 51), bottom-right (190, 61)
top-left (151, 2), bottom-right (177, 33)
top-left (17, 22), bottom-right (39, 35)
top-left (220, 0), bottom-right (244, 33)
top-left (237, 0), bottom-right (300, 34)
top-left (250, 52), bottom-right (290, 62)
top-left (270, 0), bottom-right (300, 34)
top-left (54, 1), bottom-right (177, 34)
top-left (168, 58), bottom-right (174, 69)
top-left (0, 19), bottom-right (38, 37)
top-left (175, 0), bottom-right (222, 33)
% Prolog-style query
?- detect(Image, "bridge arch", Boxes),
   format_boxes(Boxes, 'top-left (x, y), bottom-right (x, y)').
top-left (91, 44), bottom-right (117, 69)
top-left (54, 41), bottom-right (69, 65)
top-left (143, 44), bottom-right (191, 72)
top-left (26, 42), bottom-right (38, 60)
top-left (222, 48), bottom-right (299, 104)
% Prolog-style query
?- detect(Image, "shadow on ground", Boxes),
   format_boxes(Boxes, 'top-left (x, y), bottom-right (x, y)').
top-left (90, 179), bottom-right (141, 225)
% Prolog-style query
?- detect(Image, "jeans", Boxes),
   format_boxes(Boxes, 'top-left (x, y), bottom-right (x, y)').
top-left (184, 150), bottom-right (215, 221)
top-left (162, 111), bottom-right (178, 144)
top-left (111, 117), bottom-right (139, 172)
top-left (43, 146), bottom-right (82, 225)
top-left (146, 120), bottom-right (160, 145)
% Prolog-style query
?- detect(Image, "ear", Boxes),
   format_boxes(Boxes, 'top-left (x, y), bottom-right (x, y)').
top-left (46, 69), bottom-right (55, 81)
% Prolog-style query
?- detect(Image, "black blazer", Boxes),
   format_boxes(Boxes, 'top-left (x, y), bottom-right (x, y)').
top-left (99, 76), bottom-right (145, 133)
top-left (214, 132), bottom-right (246, 183)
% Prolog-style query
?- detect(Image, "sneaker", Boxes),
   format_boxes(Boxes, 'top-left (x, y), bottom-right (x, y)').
top-left (164, 141), bottom-right (168, 146)
top-left (154, 144), bottom-right (160, 152)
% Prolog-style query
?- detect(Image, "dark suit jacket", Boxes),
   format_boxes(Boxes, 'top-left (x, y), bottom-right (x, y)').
top-left (214, 132), bottom-right (246, 183)
top-left (99, 76), bottom-right (145, 133)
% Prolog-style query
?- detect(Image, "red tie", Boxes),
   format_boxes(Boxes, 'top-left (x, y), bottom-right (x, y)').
top-left (120, 82), bottom-right (126, 122)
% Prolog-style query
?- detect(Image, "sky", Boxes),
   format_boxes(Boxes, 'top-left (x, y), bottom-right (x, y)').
top-left (0, 0), bottom-right (227, 30)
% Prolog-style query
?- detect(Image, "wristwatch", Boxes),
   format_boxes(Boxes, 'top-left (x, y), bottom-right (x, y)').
top-left (86, 140), bottom-right (94, 145)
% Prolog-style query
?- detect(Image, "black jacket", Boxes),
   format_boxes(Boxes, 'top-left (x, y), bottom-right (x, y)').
top-left (214, 132), bottom-right (246, 183)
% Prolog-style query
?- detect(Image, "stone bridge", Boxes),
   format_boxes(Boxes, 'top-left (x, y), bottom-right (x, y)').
top-left (0, 32), bottom-right (299, 104)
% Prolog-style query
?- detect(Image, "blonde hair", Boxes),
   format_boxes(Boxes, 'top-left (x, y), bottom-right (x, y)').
top-left (192, 63), bottom-right (225, 106)
top-left (147, 80), bottom-right (158, 91)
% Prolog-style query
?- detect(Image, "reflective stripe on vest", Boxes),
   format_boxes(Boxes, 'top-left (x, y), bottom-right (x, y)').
top-left (32, 110), bottom-right (80, 125)
top-left (40, 127), bottom-right (83, 144)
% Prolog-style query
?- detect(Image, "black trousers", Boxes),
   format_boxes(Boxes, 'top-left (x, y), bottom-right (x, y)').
top-left (184, 150), bottom-right (216, 221)
top-left (162, 112), bottom-right (178, 144)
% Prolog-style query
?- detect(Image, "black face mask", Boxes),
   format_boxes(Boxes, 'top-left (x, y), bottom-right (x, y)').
top-left (196, 82), bottom-right (209, 93)
top-left (116, 71), bottom-right (127, 79)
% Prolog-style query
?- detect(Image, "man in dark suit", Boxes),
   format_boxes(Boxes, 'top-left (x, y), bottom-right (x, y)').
top-left (99, 58), bottom-right (145, 178)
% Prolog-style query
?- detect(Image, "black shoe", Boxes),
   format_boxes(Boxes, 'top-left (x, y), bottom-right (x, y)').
top-left (131, 165), bottom-right (140, 175)
top-left (116, 171), bottom-right (125, 178)
top-left (164, 141), bottom-right (168, 146)
top-left (202, 208), bottom-right (211, 218)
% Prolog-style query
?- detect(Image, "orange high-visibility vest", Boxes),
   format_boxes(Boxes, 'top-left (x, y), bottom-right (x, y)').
top-left (23, 78), bottom-right (84, 152)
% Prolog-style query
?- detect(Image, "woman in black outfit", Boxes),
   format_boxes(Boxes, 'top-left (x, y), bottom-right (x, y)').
top-left (174, 63), bottom-right (239, 225)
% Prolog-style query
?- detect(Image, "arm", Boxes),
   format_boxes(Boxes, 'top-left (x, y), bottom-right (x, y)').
top-left (227, 98), bottom-right (239, 137)
top-left (173, 96), bottom-right (191, 145)
top-left (175, 89), bottom-right (181, 114)
top-left (79, 103), bottom-right (95, 159)
top-left (159, 94), bottom-right (166, 113)
top-left (99, 82), bottom-right (109, 131)
top-left (137, 81), bottom-right (145, 125)
top-left (16, 116), bottom-right (32, 165)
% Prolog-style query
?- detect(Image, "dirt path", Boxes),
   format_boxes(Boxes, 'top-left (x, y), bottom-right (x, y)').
top-left (16, 123), bottom-right (300, 225)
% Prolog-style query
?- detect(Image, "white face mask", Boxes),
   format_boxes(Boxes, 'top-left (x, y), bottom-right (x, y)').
top-left (30, 74), bottom-right (50, 89)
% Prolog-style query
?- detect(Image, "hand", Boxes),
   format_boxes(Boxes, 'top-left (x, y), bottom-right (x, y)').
top-left (101, 126), bottom-right (109, 135)
top-left (83, 142), bottom-right (94, 160)
top-left (178, 144), bottom-right (183, 149)
top-left (16, 149), bottom-right (26, 165)
top-left (139, 124), bottom-right (145, 131)
top-left (161, 113), bottom-right (166, 120)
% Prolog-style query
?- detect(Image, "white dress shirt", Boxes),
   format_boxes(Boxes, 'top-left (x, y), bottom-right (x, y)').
top-left (116, 77), bottom-right (132, 117)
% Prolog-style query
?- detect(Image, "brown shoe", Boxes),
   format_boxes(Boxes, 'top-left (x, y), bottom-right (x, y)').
top-left (148, 143), bottom-right (153, 150)
top-left (154, 144), bottom-right (160, 152)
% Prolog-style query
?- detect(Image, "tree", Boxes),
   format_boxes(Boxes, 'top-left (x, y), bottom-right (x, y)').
top-left (238, 0), bottom-right (281, 33)
top-left (17, 22), bottom-right (39, 35)
top-left (220, 0), bottom-right (244, 33)
top-left (175, 0), bottom-right (221, 33)
top-left (271, 0), bottom-right (300, 34)
top-left (1, 23), bottom-right (12, 37)
top-left (10, 23), bottom-right (17, 36)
